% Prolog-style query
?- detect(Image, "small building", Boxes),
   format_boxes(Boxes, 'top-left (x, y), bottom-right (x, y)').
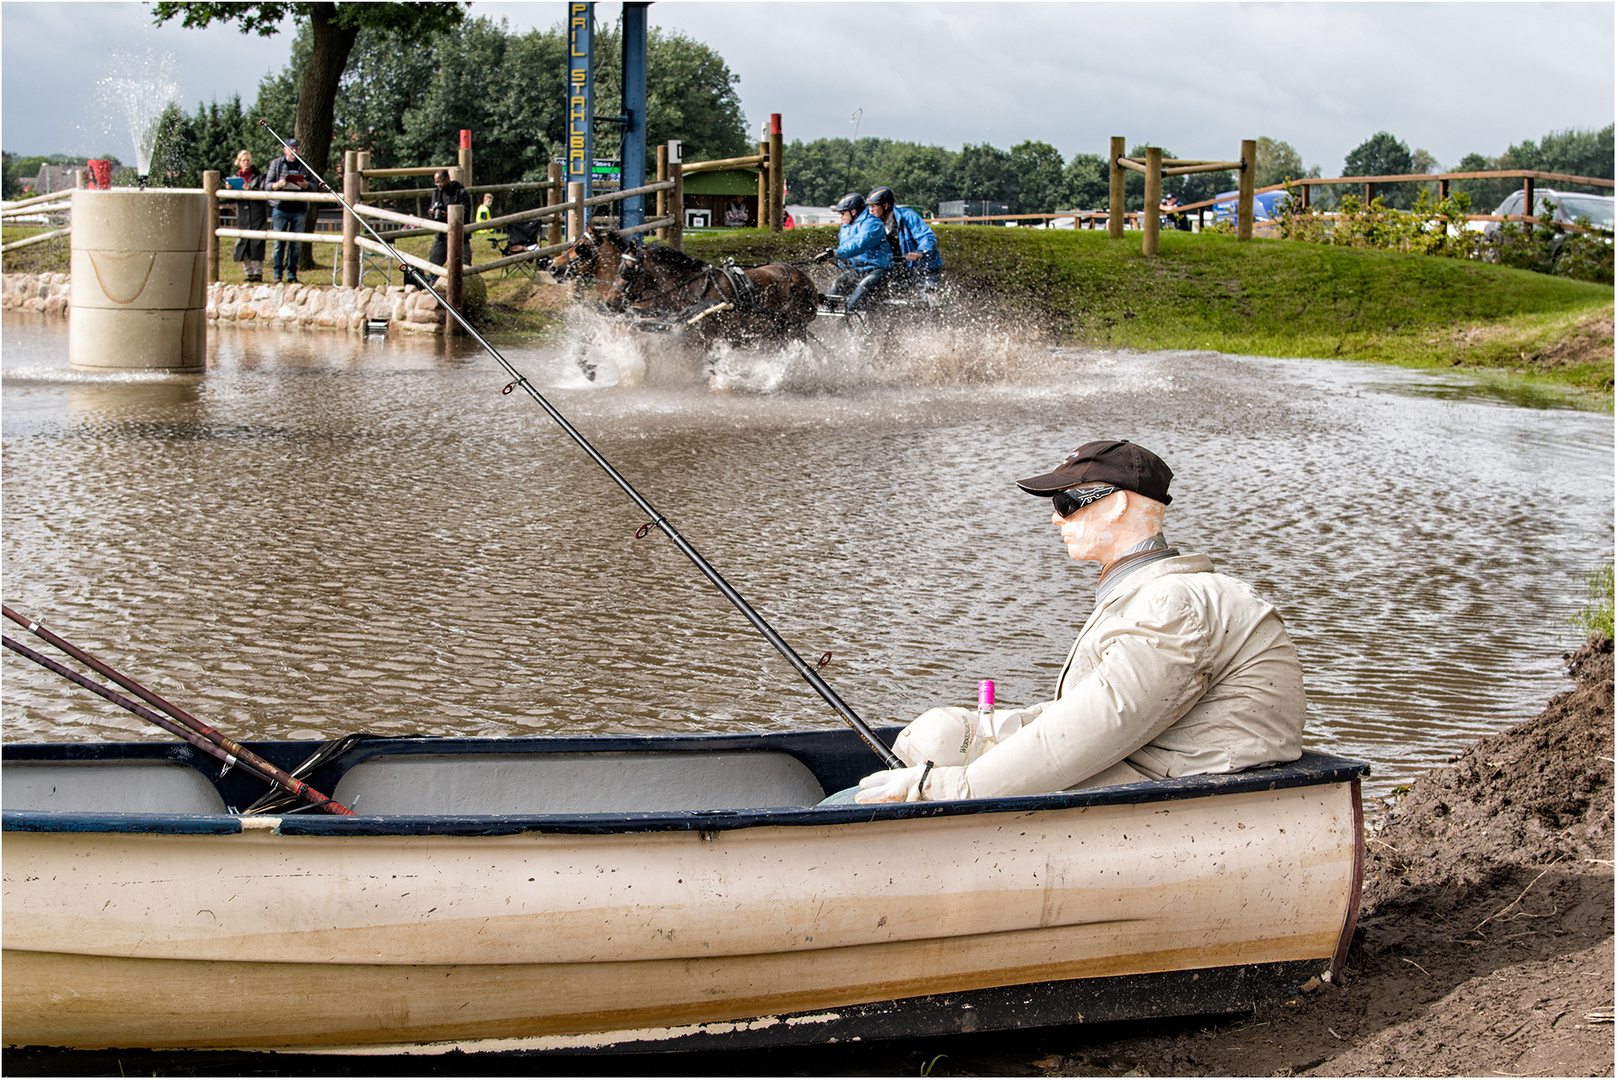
top-left (681, 167), bottom-right (758, 229)
top-left (23, 165), bottom-right (80, 195)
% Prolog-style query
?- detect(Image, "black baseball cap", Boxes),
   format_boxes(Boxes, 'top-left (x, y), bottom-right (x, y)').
top-left (1015, 440), bottom-right (1173, 505)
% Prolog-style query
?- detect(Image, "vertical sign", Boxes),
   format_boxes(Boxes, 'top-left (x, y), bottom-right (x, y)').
top-left (567, 2), bottom-right (593, 212)
top-left (619, 2), bottom-right (649, 232)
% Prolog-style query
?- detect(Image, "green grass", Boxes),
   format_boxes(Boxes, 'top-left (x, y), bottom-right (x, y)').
top-left (687, 226), bottom-right (1614, 408)
top-left (1573, 562), bottom-right (1615, 642)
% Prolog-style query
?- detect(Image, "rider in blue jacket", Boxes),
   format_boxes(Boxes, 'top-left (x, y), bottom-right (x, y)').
top-left (867, 186), bottom-right (942, 291)
top-left (826, 192), bottom-right (892, 312)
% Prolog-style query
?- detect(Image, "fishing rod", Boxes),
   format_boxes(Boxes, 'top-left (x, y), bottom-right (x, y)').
top-left (259, 122), bottom-right (902, 770)
top-left (3, 606), bottom-right (354, 814)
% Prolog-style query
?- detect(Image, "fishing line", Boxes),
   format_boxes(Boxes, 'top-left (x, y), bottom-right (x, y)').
top-left (257, 122), bottom-right (901, 769)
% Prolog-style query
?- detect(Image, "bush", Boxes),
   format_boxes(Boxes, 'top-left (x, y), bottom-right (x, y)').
top-left (1275, 188), bottom-right (1613, 285)
top-left (1573, 562), bottom-right (1614, 642)
top-left (1495, 198), bottom-right (1614, 286)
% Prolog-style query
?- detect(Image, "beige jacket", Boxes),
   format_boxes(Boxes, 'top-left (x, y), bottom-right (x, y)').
top-left (913, 553), bottom-right (1306, 800)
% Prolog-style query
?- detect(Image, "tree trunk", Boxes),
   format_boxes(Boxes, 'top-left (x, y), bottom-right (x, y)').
top-left (295, 3), bottom-right (359, 272)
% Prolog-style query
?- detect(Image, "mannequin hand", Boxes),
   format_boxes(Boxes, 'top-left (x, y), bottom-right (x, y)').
top-left (855, 765), bottom-right (925, 803)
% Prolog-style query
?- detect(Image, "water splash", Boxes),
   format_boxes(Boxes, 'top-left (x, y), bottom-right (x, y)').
top-left (94, 43), bottom-right (178, 179)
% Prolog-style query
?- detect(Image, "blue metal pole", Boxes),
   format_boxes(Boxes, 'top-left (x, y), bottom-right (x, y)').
top-left (619, 2), bottom-right (649, 232)
top-left (567, 1), bottom-right (594, 223)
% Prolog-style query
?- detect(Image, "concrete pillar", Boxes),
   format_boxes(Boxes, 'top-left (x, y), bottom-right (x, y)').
top-left (69, 190), bottom-right (207, 372)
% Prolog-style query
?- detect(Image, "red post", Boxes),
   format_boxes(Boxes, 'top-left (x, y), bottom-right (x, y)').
top-left (460, 129), bottom-right (472, 150)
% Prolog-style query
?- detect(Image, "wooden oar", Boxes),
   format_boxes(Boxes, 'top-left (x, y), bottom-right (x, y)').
top-left (2, 606), bottom-right (354, 815)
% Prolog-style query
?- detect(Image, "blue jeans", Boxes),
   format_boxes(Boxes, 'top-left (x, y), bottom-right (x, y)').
top-left (271, 207), bottom-right (305, 280)
top-left (831, 266), bottom-right (889, 312)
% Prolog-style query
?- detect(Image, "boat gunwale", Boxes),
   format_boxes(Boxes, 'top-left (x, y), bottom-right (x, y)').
top-left (3, 730), bottom-right (1368, 836)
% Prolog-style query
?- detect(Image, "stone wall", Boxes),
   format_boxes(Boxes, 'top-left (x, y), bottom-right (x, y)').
top-left (1, 273), bottom-right (71, 318)
top-left (0, 274), bottom-right (453, 335)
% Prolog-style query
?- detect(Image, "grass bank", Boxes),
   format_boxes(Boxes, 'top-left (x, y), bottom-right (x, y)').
top-left (687, 226), bottom-right (1614, 408)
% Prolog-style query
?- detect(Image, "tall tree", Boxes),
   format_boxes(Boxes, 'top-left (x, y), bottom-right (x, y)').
top-left (1062, 153), bottom-right (1108, 211)
top-left (1342, 131), bottom-right (1419, 207)
top-left (150, 2), bottom-right (467, 187)
top-left (1008, 140), bottom-right (1066, 213)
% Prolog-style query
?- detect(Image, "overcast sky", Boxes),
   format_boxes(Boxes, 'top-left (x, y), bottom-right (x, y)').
top-left (3, 1), bottom-right (1612, 176)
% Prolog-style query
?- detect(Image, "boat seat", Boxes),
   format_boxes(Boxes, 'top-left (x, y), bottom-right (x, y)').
top-left (331, 751), bottom-right (828, 815)
top-left (2, 760), bottom-right (229, 815)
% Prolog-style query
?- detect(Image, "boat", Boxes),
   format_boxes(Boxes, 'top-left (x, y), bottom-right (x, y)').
top-left (2, 728), bottom-right (1367, 1055)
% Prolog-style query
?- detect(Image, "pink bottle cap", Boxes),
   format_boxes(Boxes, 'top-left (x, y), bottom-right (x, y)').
top-left (978, 679), bottom-right (995, 710)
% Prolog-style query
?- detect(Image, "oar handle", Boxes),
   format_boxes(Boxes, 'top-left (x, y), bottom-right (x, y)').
top-left (2, 607), bottom-right (354, 815)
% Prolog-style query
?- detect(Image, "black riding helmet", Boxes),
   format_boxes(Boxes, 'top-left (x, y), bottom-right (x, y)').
top-left (834, 192), bottom-right (866, 215)
top-left (866, 186), bottom-right (896, 208)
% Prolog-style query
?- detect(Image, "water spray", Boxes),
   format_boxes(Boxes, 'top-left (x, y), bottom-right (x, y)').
top-left (254, 120), bottom-right (902, 769)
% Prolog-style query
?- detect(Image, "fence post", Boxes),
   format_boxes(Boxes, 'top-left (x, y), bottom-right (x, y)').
top-left (1523, 176), bottom-right (1536, 223)
top-left (1438, 177), bottom-right (1450, 201)
top-left (769, 113), bottom-right (784, 232)
top-left (757, 140), bottom-right (769, 228)
top-left (342, 150), bottom-right (359, 288)
top-left (567, 180), bottom-right (585, 242)
top-left (203, 170), bottom-right (221, 283)
top-left (1143, 148), bottom-right (1162, 257)
top-left (670, 162), bottom-right (684, 251)
top-left (1364, 182), bottom-right (1374, 205)
top-left (1237, 139), bottom-right (1256, 241)
top-left (548, 162), bottom-right (564, 248)
top-left (1108, 136), bottom-right (1125, 239)
top-left (446, 202), bottom-right (464, 336)
top-left (1299, 181), bottom-right (1310, 211)
top-left (655, 146), bottom-right (668, 243)
top-left (459, 129), bottom-right (473, 192)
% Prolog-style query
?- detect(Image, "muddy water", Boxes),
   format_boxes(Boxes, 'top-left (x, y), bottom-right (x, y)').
top-left (2, 317), bottom-right (1610, 799)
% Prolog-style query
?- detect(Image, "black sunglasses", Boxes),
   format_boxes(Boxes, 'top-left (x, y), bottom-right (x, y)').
top-left (1051, 485), bottom-right (1119, 518)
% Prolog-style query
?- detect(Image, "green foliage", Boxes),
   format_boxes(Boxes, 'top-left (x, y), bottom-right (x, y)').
top-left (1494, 197), bottom-right (1615, 286)
top-left (1063, 153), bottom-right (1108, 211)
top-left (242, 13), bottom-right (747, 200)
top-left (1572, 562), bottom-right (1614, 642)
top-left (1451, 125), bottom-right (1614, 212)
top-left (149, 94), bottom-right (250, 187)
top-left (1278, 187), bottom-right (1481, 256)
top-left (1255, 137), bottom-right (1318, 189)
top-left (1342, 131), bottom-right (1427, 209)
top-left (1008, 140), bottom-right (1067, 213)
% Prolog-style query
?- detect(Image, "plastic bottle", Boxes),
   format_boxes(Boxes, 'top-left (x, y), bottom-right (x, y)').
top-left (967, 679), bottom-right (995, 764)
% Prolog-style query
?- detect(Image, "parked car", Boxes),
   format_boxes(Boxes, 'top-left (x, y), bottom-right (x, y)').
top-left (1480, 189), bottom-right (1614, 240)
top-left (1210, 189), bottom-right (1290, 224)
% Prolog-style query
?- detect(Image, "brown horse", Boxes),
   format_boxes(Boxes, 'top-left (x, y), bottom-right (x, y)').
top-left (550, 225), bottom-right (817, 345)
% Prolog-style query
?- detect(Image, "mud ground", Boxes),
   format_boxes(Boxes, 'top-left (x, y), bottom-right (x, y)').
top-left (9, 640), bottom-right (1611, 1079)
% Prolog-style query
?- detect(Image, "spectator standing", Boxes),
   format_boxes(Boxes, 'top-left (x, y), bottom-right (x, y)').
top-left (231, 150), bottom-right (267, 283)
top-left (264, 138), bottom-right (313, 284)
top-left (476, 193), bottom-right (494, 223)
top-left (428, 170), bottom-right (474, 269)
